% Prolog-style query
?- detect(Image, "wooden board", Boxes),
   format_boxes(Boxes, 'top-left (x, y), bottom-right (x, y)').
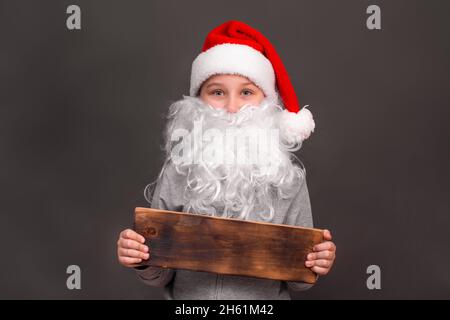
top-left (134, 207), bottom-right (323, 283)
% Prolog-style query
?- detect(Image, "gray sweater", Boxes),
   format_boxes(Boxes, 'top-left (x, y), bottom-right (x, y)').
top-left (134, 161), bottom-right (316, 299)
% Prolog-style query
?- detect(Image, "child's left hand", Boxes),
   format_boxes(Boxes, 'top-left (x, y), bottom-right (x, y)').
top-left (305, 229), bottom-right (336, 276)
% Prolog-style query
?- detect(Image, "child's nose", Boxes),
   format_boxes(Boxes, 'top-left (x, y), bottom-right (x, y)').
top-left (225, 96), bottom-right (242, 113)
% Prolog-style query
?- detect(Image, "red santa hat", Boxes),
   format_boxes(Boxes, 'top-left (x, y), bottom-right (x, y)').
top-left (189, 20), bottom-right (315, 143)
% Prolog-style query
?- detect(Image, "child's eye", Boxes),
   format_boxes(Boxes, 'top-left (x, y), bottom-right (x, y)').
top-left (211, 89), bottom-right (224, 96)
top-left (242, 89), bottom-right (253, 96)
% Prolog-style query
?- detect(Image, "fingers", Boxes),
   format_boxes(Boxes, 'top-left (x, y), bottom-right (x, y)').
top-left (117, 229), bottom-right (149, 267)
top-left (305, 258), bottom-right (332, 268)
top-left (306, 238), bottom-right (337, 274)
top-left (307, 250), bottom-right (335, 261)
top-left (323, 229), bottom-right (332, 241)
top-left (118, 256), bottom-right (143, 266)
top-left (118, 248), bottom-right (150, 260)
top-left (311, 266), bottom-right (330, 276)
top-left (313, 241), bottom-right (336, 253)
top-left (118, 237), bottom-right (149, 252)
top-left (121, 229), bottom-right (146, 243)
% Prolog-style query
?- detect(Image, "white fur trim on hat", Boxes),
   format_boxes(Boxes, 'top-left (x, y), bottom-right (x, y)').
top-left (190, 43), bottom-right (276, 99)
top-left (279, 105), bottom-right (315, 144)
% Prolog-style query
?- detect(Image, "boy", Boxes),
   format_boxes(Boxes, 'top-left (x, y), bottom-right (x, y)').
top-left (117, 20), bottom-right (336, 299)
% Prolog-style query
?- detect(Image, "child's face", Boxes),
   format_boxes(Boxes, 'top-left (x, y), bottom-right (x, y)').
top-left (199, 74), bottom-right (265, 113)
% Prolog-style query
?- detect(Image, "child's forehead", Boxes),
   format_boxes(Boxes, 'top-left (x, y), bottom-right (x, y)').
top-left (204, 74), bottom-right (257, 86)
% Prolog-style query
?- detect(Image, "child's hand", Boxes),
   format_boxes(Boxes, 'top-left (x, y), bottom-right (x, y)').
top-left (117, 229), bottom-right (150, 267)
top-left (305, 229), bottom-right (336, 276)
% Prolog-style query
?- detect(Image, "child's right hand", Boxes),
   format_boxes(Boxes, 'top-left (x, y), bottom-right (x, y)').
top-left (117, 229), bottom-right (150, 267)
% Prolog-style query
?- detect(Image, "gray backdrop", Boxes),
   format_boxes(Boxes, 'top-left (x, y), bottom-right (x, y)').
top-left (1, 0), bottom-right (449, 299)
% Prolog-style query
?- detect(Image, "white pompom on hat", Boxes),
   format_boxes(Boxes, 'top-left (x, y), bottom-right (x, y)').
top-left (189, 20), bottom-right (315, 143)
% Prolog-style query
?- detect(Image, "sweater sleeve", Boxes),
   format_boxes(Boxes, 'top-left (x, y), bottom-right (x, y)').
top-left (134, 161), bottom-right (185, 288)
top-left (284, 175), bottom-right (318, 292)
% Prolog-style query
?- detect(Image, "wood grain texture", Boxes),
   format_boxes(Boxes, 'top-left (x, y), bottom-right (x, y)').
top-left (134, 207), bottom-right (323, 283)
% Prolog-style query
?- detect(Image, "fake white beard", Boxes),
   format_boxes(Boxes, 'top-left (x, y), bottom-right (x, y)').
top-left (158, 94), bottom-right (307, 222)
